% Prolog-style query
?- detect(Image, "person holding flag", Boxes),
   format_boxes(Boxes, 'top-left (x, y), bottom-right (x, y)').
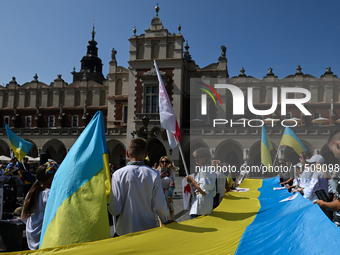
top-left (154, 60), bottom-right (195, 203)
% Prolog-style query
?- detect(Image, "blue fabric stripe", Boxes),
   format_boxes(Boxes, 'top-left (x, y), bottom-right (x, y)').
top-left (40, 111), bottom-right (108, 244)
top-left (235, 177), bottom-right (340, 254)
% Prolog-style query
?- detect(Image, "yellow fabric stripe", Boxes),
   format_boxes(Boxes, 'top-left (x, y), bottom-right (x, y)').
top-left (103, 153), bottom-right (111, 202)
top-left (11, 144), bottom-right (27, 162)
top-left (261, 141), bottom-right (272, 169)
top-left (9, 179), bottom-right (262, 255)
top-left (280, 134), bottom-right (305, 155)
top-left (40, 168), bottom-right (110, 249)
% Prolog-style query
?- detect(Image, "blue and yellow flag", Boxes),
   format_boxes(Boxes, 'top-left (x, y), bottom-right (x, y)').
top-left (39, 111), bottom-right (111, 249)
top-left (11, 177), bottom-right (340, 254)
top-left (5, 124), bottom-right (33, 162)
top-left (261, 126), bottom-right (273, 169)
top-left (279, 126), bottom-right (307, 156)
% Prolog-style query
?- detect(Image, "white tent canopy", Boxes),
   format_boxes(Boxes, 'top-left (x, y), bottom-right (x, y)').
top-left (0, 155), bottom-right (11, 162)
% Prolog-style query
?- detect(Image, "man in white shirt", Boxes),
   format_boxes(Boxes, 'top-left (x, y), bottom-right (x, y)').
top-left (108, 138), bottom-right (170, 236)
top-left (187, 148), bottom-right (216, 219)
top-left (302, 155), bottom-right (329, 201)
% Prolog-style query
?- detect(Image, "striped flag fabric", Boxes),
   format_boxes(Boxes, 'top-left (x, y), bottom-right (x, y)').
top-left (39, 110), bottom-right (111, 249)
top-left (154, 60), bottom-right (182, 149)
top-left (279, 126), bottom-right (307, 155)
top-left (18, 177), bottom-right (340, 254)
top-left (5, 123), bottom-right (32, 162)
top-left (261, 126), bottom-right (273, 169)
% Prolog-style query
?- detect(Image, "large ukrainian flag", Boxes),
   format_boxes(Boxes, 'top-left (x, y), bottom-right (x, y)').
top-left (261, 126), bottom-right (273, 169)
top-left (39, 111), bottom-right (111, 249)
top-left (279, 126), bottom-right (307, 155)
top-left (10, 177), bottom-right (340, 254)
top-left (5, 124), bottom-right (33, 162)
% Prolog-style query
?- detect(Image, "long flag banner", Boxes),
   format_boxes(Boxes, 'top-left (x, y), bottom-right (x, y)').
top-left (12, 176), bottom-right (340, 254)
top-left (5, 124), bottom-right (33, 162)
top-left (39, 110), bottom-right (111, 249)
top-left (279, 126), bottom-right (307, 155)
top-left (154, 60), bottom-right (182, 149)
top-left (261, 126), bottom-right (273, 169)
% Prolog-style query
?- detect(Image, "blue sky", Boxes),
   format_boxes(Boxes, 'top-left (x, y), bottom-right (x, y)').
top-left (0, 0), bottom-right (339, 85)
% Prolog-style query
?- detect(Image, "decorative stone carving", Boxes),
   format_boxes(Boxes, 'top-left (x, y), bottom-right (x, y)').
top-left (239, 67), bottom-right (246, 77)
top-left (295, 65), bottom-right (303, 75)
top-left (220, 45), bottom-right (226, 58)
top-left (111, 48), bottom-right (117, 62)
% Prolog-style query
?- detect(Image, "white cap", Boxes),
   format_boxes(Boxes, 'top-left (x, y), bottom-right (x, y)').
top-left (306, 154), bottom-right (325, 164)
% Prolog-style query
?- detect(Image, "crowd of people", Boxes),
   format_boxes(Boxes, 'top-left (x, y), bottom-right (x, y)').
top-left (0, 157), bottom-right (36, 185)
top-left (4, 128), bottom-right (340, 250)
top-left (277, 130), bottom-right (340, 226)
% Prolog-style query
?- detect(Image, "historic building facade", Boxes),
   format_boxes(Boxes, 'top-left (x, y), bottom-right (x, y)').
top-left (0, 5), bottom-right (339, 173)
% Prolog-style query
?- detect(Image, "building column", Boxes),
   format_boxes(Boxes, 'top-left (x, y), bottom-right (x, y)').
top-left (243, 148), bottom-right (250, 164)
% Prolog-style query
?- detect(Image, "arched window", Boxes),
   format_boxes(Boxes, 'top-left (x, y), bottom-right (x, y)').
top-left (333, 85), bottom-right (339, 102)
top-left (318, 86), bottom-right (324, 102)
top-left (166, 42), bottom-right (174, 58)
top-left (151, 42), bottom-right (159, 59)
top-left (75, 91), bottom-right (80, 106)
top-left (47, 92), bottom-right (53, 107)
top-left (100, 91), bottom-right (106, 106)
top-left (115, 79), bottom-right (123, 95)
top-left (25, 92), bottom-right (30, 107)
top-left (136, 43), bottom-right (144, 59)
top-left (59, 91), bottom-right (65, 106)
top-left (3, 93), bottom-right (8, 108)
top-left (87, 90), bottom-right (92, 106)
top-left (260, 87), bottom-right (266, 103)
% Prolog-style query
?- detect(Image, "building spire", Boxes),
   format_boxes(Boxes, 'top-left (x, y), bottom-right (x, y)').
top-left (91, 20), bottom-right (96, 40)
top-left (155, 3), bottom-right (160, 16)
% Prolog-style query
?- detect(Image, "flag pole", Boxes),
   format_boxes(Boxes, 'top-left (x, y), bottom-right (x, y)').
top-left (175, 135), bottom-right (195, 199)
top-left (176, 137), bottom-right (189, 177)
top-left (272, 145), bottom-right (281, 167)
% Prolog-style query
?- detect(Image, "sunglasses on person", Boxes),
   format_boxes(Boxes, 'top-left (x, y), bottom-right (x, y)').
top-left (194, 155), bottom-right (204, 160)
top-left (161, 160), bottom-right (169, 164)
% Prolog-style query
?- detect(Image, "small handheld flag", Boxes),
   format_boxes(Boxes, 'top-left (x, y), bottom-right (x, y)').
top-left (154, 60), bottom-right (182, 149)
top-left (5, 124), bottom-right (32, 162)
top-left (279, 127), bottom-right (307, 156)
